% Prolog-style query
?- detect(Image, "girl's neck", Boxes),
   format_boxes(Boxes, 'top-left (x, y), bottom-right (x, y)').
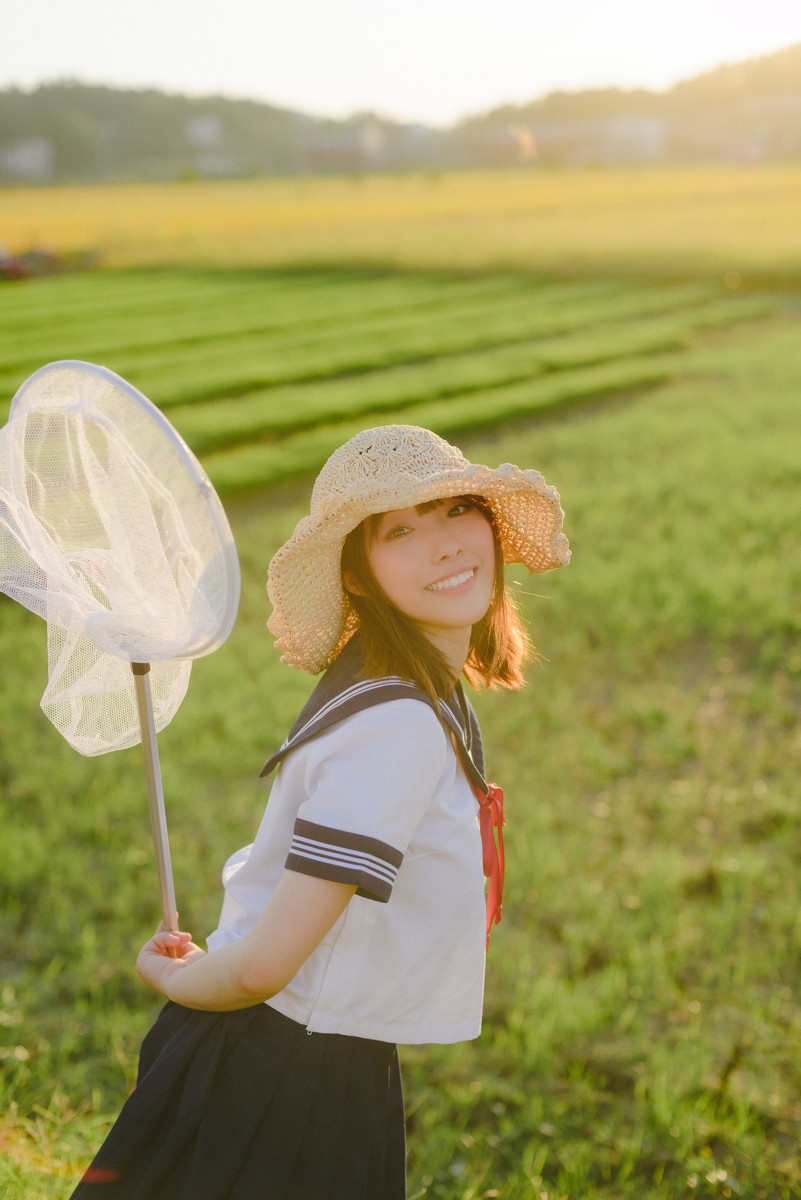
top-left (421, 625), bottom-right (470, 680)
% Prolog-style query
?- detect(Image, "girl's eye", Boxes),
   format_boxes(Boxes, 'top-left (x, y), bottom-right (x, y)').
top-left (386, 524), bottom-right (412, 540)
top-left (448, 502), bottom-right (472, 517)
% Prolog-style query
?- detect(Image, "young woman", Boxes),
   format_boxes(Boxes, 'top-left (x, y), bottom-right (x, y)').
top-left (72, 424), bottom-right (569, 1200)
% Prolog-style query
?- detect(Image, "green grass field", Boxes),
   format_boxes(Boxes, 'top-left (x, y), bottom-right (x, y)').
top-left (1, 181), bottom-right (800, 1197)
top-left (0, 267), bottom-right (776, 497)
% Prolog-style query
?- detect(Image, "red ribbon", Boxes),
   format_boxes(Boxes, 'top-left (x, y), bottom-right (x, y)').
top-left (474, 780), bottom-right (505, 949)
top-left (451, 734), bottom-right (506, 948)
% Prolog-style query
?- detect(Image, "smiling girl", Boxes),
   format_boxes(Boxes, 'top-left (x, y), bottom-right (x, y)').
top-left (72, 425), bottom-right (569, 1200)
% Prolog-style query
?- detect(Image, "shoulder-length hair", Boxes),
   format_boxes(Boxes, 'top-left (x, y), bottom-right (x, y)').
top-left (340, 495), bottom-right (532, 702)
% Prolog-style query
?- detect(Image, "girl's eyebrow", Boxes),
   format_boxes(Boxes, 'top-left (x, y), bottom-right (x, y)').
top-left (415, 499), bottom-right (456, 516)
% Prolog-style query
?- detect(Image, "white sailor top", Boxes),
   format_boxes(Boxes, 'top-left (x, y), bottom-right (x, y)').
top-left (206, 634), bottom-right (490, 1045)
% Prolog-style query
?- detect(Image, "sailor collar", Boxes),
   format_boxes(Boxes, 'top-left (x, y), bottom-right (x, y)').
top-left (260, 633), bottom-right (486, 791)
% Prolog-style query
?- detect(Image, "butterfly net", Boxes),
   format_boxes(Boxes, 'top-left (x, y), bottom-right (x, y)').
top-left (0, 361), bottom-right (240, 756)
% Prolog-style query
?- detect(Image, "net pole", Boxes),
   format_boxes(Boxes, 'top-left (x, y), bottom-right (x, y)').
top-left (131, 662), bottom-right (179, 935)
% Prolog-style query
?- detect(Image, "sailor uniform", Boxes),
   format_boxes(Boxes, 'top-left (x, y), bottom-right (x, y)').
top-left (207, 636), bottom-right (489, 1044)
top-left (70, 635), bottom-right (492, 1200)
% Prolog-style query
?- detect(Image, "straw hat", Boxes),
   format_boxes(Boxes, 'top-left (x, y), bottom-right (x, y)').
top-left (267, 425), bottom-right (570, 673)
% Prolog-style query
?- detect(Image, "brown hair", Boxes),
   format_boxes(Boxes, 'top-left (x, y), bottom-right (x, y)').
top-left (340, 495), bottom-right (531, 703)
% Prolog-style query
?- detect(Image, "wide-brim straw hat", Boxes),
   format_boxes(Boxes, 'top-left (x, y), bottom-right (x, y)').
top-left (267, 424), bottom-right (570, 674)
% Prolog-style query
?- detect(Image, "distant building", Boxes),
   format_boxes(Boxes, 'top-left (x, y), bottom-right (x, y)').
top-left (528, 115), bottom-right (667, 164)
top-left (185, 114), bottom-right (224, 149)
top-left (0, 137), bottom-right (54, 182)
top-left (459, 123), bottom-right (538, 165)
top-left (298, 119), bottom-right (386, 171)
top-left (669, 94), bottom-right (801, 162)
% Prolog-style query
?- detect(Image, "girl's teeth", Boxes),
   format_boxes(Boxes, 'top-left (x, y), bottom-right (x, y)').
top-left (427, 569), bottom-right (474, 592)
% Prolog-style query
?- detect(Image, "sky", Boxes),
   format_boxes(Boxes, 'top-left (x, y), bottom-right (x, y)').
top-left (6, 0), bottom-right (801, 127)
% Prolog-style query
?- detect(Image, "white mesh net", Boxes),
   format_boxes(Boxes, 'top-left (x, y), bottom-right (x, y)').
top-left (0, 361), bottom-right (240, 756)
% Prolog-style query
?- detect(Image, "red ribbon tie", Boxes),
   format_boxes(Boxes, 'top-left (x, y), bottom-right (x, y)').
top-left (477, 781), bottom-right (505, 949)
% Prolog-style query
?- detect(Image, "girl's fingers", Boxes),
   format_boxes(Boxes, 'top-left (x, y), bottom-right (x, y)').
top-left (146, 930), bottom-right (192, 956)
top-left (154, 915), bottom-right (181, 935)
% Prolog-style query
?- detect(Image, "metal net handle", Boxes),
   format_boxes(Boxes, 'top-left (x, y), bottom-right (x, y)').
top-left (131, 662), bottom-right (178, 935)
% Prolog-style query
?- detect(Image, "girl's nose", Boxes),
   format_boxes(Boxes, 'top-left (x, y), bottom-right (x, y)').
top-left (434, 535), bottom-right (462, 561)
top-left (430, 509), bottom-right (463, 560)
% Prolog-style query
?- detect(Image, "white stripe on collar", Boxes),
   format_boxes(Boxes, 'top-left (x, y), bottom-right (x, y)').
top-left (276, 676), bottom-right (420, 754)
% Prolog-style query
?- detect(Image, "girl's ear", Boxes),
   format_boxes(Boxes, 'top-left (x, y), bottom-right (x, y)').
top-left (342, 570), bottom-right (364, 597)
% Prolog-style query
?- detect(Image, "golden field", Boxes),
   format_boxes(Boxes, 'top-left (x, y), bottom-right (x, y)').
top-left (3, 165), bottom-right (801, 280)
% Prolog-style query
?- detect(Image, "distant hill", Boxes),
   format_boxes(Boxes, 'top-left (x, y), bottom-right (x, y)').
top-left (0, 83), bottom-right (313, 182)
top-left (459, 42), bottom-right (801, 164)
top-left (1, 41), bottom-right (800, 183)
top-left (668, 41), bottom-right (801, 107)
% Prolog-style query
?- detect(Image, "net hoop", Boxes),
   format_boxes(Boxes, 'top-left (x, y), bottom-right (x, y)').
top-left (0, 360), bottom-right (241, 755)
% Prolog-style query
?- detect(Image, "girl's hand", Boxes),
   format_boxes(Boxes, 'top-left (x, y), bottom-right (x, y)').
top-left (136, 925), bottom-right (207, 995)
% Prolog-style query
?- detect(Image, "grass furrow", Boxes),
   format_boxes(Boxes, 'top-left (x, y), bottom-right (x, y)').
top-left (0, 277), bottom-right (628, 407)
top-left (173, 296), bottom-right (775, 454)
top-left (120, 282), bottom-right (714, 408)
top-left (201, 356), bottom-right (674, 494)
top-left (0, 272), bottom-right (538, 367)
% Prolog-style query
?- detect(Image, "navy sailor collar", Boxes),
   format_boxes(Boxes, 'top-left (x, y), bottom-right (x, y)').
top-left (260, 633), bottom-right (486, 790)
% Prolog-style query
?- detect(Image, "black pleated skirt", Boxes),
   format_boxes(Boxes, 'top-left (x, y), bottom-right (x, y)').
top-left (70, 1001), bottom-right (406, 1200)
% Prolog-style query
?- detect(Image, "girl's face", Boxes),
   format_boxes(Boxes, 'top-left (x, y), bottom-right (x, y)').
top-left (364, 498), bottom-right (496, 668)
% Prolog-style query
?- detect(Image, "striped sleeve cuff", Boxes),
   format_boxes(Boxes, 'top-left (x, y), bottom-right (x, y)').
top-left (285, 818), bottom-right (404, 903)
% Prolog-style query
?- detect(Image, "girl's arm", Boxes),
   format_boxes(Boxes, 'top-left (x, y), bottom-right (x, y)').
top-left (136, 870), bottom-right (357, 1012)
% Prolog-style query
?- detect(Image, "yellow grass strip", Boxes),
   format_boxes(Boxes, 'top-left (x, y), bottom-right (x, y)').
top-left (2, 166), bottom-right (801, 280)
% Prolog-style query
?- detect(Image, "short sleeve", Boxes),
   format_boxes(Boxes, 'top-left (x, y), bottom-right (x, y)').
top-left (281, 699), bottom-right (449, 902)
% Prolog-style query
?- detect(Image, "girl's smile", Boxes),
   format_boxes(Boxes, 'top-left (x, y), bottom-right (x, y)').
top-left (364, 499), bottom-right (496, 672)
top-left (425, 567), bottom-right (476, 592)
